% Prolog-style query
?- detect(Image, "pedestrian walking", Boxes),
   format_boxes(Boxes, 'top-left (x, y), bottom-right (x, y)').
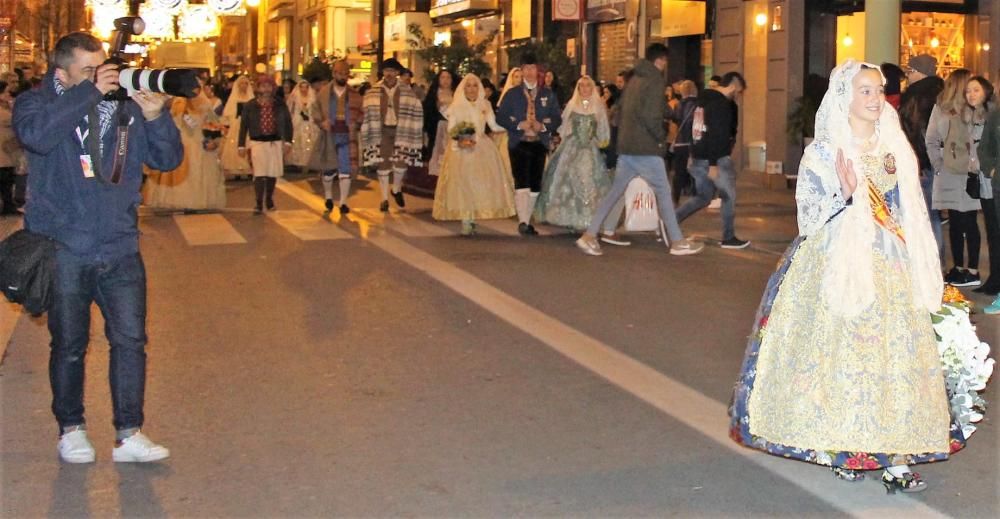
top-left (431, 73), bottom-right (515, 234)
top-left (673, 71), bottom-right (748, 249)
top-left (729, 60), bottom-right (964, 493)
top-left (497, 54), bottom-right (562, 235)
top-left (0, 80), bottom-right (22, 216)
top-left (668, 79), bottom-right (698, 204)
top-left (926, 69), bottom-right (982, 286)
top-left (286, 80), bottom-right (319, 171)
top-left (12, 32), bottom-right (182, 463)
top-left (311, 60), bottom-right (362, 215)
top-left (534, 75), bottom-right (612, 231)
top-left (899, 54), bottom-right (945, 261)
top-left (574, 43), bottom-right (703, 257)
top-left (219, 75), bottom-right (254, 179)
top-left (980, 83), bottom-right (1000, 309)
top-left (360, 58), bottom-right (423, 212)
top-left (238, 75), bottom-right (293, 214)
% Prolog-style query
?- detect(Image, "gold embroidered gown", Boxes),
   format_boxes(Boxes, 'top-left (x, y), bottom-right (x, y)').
top-left (729, 144), bottom-right (965, 469)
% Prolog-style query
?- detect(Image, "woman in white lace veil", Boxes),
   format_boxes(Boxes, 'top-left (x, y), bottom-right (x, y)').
top-left (730, 60), bottom-right (962, 495)
top-left (556, 75), bottom-right (610, 146)
top-left (497, 67), bottom-right (522, 106)
top-left (432, 74), bottom-right (515, 233)
top-left (220, 76), bottom-right (255, 177)
top-left (285, 80), bottom-right (318, 168)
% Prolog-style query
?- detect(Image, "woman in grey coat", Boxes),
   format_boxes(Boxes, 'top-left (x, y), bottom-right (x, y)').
top-left (926, 69), bottom-right (982, 287)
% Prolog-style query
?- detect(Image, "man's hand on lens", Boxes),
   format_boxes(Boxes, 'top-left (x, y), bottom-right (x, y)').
top-left (133, 90), bottom-right (168, 121)
top-left (94, 63), bottom-right (121, 95)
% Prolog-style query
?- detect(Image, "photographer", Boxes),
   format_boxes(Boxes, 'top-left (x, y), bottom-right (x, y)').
top-left (12, 32), bottom-right (182, 463)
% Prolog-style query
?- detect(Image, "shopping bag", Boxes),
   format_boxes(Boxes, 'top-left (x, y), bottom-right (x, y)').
top-left (624, 177), bottom-right (660, 232)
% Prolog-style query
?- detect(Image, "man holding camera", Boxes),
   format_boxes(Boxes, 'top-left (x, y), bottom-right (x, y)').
top-left (13, 32), bottom-right (182, 463)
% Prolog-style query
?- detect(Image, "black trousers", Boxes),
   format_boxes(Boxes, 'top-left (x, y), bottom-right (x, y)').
top-left (949, 209), bottom-right (981, 269)
top-left (670, 146), bottom-right (692, 204)
top-left (0, 166), bottom-right (15, 213)
top-left (510, 141), bottom-right (548, 192)
top-left (981, 196), bottom-right (1000, 290)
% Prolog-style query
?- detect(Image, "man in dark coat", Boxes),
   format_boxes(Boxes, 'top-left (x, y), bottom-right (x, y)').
top-left (899, 54), bottom-right (945, 260)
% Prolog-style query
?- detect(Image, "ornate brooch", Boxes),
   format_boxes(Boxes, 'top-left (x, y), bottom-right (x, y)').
top-left (884, 152), bottom-right (897, 175)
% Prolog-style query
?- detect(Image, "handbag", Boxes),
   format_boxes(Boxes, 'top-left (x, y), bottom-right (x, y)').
top-left (966, 171), bottom-right (981, 199)
top-left (0, 229), bottom-right (56, 315)
top-left (624, 177), bottom-right (660, 232)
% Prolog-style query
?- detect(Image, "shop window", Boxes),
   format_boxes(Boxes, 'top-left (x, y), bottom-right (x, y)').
top-left (901, 12), bottom-right (965, 76)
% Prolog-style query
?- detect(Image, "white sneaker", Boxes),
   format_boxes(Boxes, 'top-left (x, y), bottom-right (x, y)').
top-left (708, 198), bottom-right (722, 210)
top-left (112, 431), bottom-right (170, 463)
top-left (576, 235), bottom-right (603, 256)
top-left (670, 239), bottom-right (705, 256)
top-left (58, 430), bottom-right (96, 463)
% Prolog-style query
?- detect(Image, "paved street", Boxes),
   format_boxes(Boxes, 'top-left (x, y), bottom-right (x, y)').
top-left (2, 174), bottom-right (997, 518)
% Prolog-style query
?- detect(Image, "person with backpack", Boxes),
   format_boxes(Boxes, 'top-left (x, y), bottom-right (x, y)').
top-left (675, 72), bottom-right (749, 249)
top-left (925, 69), bottom-right (982, 287)
top-left (668, 79), bottom-right (698, 204)
top-left (574, 43), bottom-right (703, 257)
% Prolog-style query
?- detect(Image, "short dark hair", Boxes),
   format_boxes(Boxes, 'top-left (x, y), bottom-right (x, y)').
top-left (719, 71), bottom-right (746, 90)
top-left (645, 43), bottom-right (669, 62)
top-left (52, 32), bottom-right (103, 71)
top-left (0, 81), bottom-right (8, 95)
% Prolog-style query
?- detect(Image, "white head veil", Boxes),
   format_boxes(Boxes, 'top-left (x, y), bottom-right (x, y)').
top-left (558, 75), bottom-right (610, 145)
top-left (446, 74), bottom-right (495, 135)
top-left (799, 59), bottom-right (942, 315)
top-left (287, 80), bottom-right (316, 112)
top-left (498, 67), bottom-right (522, 105)
top-left (223, 76), bottom-right (255, 119)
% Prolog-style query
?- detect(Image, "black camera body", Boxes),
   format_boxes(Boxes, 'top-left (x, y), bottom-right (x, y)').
top-left (105, 15), bottom-right (200, 101)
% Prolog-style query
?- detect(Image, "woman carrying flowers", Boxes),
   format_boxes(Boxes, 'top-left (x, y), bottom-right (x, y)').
top-left (729, 61), bottom-right (987, 494)
top-left (533, 76), bottom-right (612, 230)
top-left (432, 74), bottom-right (515, 235)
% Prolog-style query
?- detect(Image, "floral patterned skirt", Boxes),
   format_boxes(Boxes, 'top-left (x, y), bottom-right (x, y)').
top-left (729, 232), bottom-right (968, 469)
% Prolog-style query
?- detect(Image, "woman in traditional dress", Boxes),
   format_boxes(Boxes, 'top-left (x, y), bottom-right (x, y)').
top-left (497, 67), bottom-right (522, 106)
top-left (286, 80), bottom-right (318, 171)
top-left (533, 76), bottom-right (611, 231)
top-left (729, 61), bottom-right (966, 494)
top-left (423, 69), bottom-right (457, 177)
top-left (144, 89), bottom-right (226, 211)
top-left (432, 74), bottom-right (515, 235)
top-left (219, 76), bottom-right (254, 179)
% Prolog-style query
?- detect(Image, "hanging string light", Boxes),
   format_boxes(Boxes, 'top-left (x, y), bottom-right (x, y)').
top-left (150, 0), bottom-right (188, 15)
top-left (138, 5), bottom-right (177, 40)
top-left (178, 4), bottom-right (221, 40)
top-left (208, 0), bottom-right (247, 16)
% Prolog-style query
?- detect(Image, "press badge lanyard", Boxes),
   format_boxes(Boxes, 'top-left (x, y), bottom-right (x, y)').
top-left (78, 106), bottom-right (129, 185)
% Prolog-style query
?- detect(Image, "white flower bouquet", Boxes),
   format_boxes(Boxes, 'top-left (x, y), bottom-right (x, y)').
top-left (932, 287), bottom-right (996, 439)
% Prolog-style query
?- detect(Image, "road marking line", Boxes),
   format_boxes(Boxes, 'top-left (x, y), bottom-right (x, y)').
top-left (277, 180), bottom-right (948, 518)
top-left (172, 214), bottom-right (248, 246)
top-left (265, 209), bottom-right (353, 241)
top-left (352, 208), bottom-right (455, 238)
top-left (0, 302), bottom-right (20, 366)
top-left (475, 218), bottom-right (568, 237)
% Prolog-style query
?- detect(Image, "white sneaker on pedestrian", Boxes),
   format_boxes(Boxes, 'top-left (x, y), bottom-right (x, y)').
top-left (670, 239), bottom-right (705, 256)
top-left (112, 431), bottom-right (170, 463)
top-left (708, 198), bottom-right (722, 210)
top-left (58, 429), bottom-right (96, 463)
top-left (576, 235), bottom-right (603, 256)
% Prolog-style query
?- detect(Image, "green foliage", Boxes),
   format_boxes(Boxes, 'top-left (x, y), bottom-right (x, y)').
top-left (408, 24), bottom-right (496, 83)
top-left (301, 57), bottom-right (332, 83)
top-left (786, 95), bottom-right (818, 145)
top-left (506, 38), bottom-right (576, 104)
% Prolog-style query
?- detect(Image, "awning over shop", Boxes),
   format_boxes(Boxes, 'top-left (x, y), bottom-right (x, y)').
top-left (428, 0), bottom-right (498, 21)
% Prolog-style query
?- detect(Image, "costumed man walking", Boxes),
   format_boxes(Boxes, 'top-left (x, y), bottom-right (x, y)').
top-left (497, 54), bottom-right (562, 235)
top-left (312, 60), bottom-right (362, 215)
top-left (360, 58), bottom-right (423, 212)
top-left (238, 75), bottom-right (293, 214)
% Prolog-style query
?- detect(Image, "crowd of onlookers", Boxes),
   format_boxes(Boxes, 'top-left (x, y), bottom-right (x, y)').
top-left (0, 69), bottom-right (44, 217)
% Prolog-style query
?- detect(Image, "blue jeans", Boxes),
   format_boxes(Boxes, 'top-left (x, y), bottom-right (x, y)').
top-left (586, 154), bottom-right (684, 242)
top-left (48, 248), bottom-right (148, 433)
top-left (676, 156), bottom-right (738, 241)
top-left (334, 132), bottom-right (352, 177)
top-left (921, 169), bottom-right (944, 264)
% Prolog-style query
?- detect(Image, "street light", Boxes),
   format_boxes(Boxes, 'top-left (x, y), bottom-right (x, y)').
top-left (245, 0), bottom-right (260, 7)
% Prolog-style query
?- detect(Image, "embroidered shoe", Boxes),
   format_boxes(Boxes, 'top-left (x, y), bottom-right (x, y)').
top-left (58, 430), bottom-right (96, 464)
top-left (881, 470), bottom-right (927, 494)
top-left (112, 431), bottom-right (170, 463)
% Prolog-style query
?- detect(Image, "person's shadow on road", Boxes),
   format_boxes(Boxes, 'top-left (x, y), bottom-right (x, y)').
top-left (115, 463), bottom-right (172, 518)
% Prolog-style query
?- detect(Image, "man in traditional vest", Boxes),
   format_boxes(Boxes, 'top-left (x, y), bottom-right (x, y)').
top-left (360, 58), bottom-right (423, 212)
top-left (312, 60), bottom-right (362, 215)
top-left (497, 53), bottom-right (562, 235)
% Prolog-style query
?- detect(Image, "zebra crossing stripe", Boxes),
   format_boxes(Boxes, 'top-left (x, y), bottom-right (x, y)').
top-left (265, 210), bottom-right (353, 240)
top-left (173, 214), bottom-right (248, 246)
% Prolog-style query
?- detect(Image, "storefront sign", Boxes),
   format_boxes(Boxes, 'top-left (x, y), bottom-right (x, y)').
top-left (554, 0), bottom-right (584, 21)
top-left (660, 0), bottom-right (705, 37)
top-left (429, 0), bottom-right (498, 19)
top-left (586, 0), bottom-right (626, 23)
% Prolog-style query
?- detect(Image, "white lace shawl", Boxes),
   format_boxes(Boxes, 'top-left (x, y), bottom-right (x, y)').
top-left (797, 59), bottom-right (942, 315)
top-left (445, 74), bottom-right (504, 136)
top-left (557, 76), bottom-right (610, 145)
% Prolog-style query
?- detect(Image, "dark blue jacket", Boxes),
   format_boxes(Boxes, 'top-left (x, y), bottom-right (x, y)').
top-left (13, 72), bottom-right (182, 260)
top-left (497, 84), bottom-right (562, 148)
